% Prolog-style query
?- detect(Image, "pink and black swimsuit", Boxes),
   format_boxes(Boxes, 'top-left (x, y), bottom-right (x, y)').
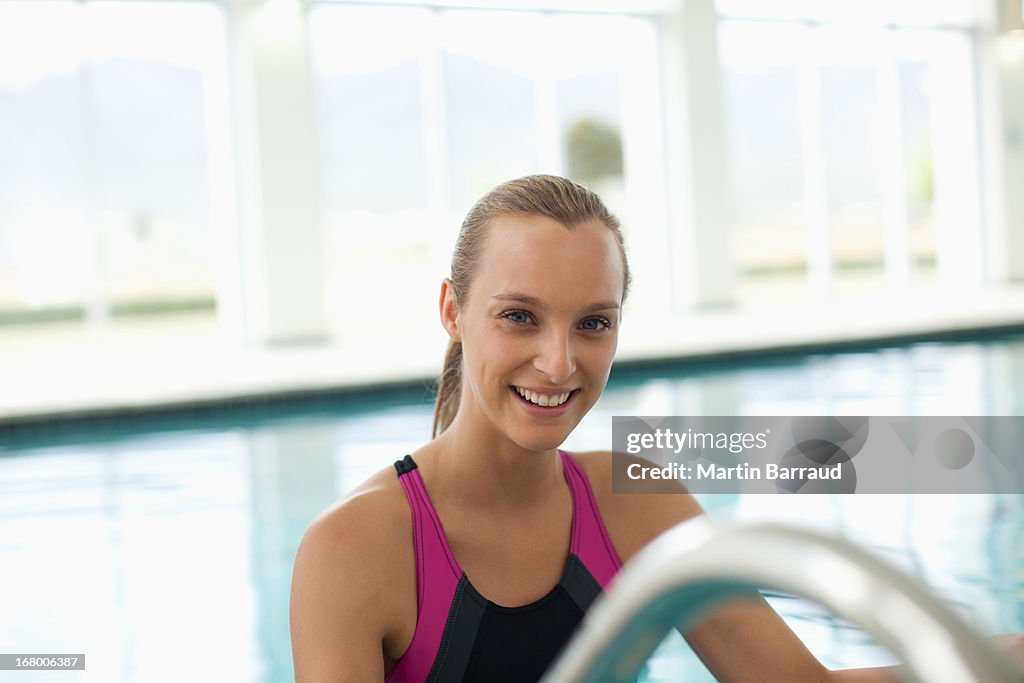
top-left (385, 450), bottom-right (624, 683)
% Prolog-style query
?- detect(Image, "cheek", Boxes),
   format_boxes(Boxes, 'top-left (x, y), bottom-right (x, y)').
top-left (485, 324), bottom-right (520, 357)
top-left (581, 336), bottom-right (618, 379)
top-left (466, 324), bottom-right (525, 378)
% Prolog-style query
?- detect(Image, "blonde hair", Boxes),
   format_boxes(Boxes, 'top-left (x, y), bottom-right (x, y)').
top-left (432, 175), bottom-right (631, 437)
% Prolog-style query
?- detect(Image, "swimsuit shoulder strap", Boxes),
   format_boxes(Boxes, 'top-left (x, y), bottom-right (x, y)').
top-left (559, 450), bottom-right (623, 588)
top-left (388, 455), bottom-right (463, 683)
top-left (393, 454), bottom-right (463, 587)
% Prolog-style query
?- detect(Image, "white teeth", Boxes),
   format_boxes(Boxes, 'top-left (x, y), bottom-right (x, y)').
top-left (515, 387), bottom-right (572, 407)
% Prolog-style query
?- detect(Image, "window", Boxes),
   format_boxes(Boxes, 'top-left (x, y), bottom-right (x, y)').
top-left (309, 4), bottom-right (667, 341)
top-left (0, 1), bottom-right (228, 326)
top-left (718, 4), bottom-right (982, 301)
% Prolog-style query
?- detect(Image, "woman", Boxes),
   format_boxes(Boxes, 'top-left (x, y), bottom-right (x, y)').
top-left (288, 176), bottom-right (963, 681)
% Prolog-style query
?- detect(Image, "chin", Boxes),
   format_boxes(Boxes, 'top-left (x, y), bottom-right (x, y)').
top-left (509, 427), bottom-right (574, 453)
top-left (520, 439), bottom-right (568, 453)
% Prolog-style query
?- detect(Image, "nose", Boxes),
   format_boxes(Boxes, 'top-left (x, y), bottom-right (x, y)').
top-left (532, 328), bottom-right (576, 385)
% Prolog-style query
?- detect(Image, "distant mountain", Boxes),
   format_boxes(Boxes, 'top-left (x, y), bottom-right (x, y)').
top-left (0, 58), bottom-right (210, 224)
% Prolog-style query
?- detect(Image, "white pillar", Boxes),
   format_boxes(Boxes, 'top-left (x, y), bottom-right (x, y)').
top-left (931, 33), bottom-right (985, 287)
top-left (660, 0), bottom-right (735, 310)
top-left (797, 47), bottom-right (831, 296)
top-left (225, 0), bottom-right (327, 345)
top-left (878, 30), bottom-right (912, 290)
top-left (619, 18), bottom-right (673, 316)
top-left (979, 0), bottom-right (1024, 283)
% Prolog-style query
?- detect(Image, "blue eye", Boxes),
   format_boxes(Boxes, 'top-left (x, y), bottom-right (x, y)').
top-left (503, 310), bottom-right (532, 324)
top-left (581, 317), bottom-right (611, 331)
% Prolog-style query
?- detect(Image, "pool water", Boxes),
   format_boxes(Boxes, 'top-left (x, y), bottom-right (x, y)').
top-left (1, 333), bottom-right (1023, 682)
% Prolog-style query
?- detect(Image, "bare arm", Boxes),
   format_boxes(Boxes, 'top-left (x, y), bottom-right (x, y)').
top-left (682, 562), bottom-right (1024, 682)
top-left (594, 453), bottom-right (907, 683)
top-left (682, 595), bottom-right (907, 683)
top-left (682, 597), bottom-right (830, 682)
top-left (290, 493), bottom-right (401, 682)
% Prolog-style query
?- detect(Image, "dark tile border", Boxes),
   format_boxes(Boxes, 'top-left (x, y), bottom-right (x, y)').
top-left (3, 325), bottom-right (1023, 452)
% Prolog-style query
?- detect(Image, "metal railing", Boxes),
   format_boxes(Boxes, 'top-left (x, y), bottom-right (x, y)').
top-left (542, 517), bottom-right (1024, 683)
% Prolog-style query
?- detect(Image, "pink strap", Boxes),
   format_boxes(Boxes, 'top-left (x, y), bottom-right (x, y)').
top-left (387, 469), bottom-right (461, 683)
top-left (560, 450), bottom-right (623, 588)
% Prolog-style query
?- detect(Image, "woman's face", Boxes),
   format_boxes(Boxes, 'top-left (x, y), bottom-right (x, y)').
top-left (444, 214), bottom-right (625, 452)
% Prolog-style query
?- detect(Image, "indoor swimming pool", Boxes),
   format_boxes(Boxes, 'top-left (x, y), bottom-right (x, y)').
top-left (1, 331), bottom-right (1022, 682)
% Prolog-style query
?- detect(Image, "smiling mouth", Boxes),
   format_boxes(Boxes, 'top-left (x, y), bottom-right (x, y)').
top-left (510, 386), bottom-right (580, 408)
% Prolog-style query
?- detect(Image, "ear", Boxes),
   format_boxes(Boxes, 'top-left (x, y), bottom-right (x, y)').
top-left (439, 278), bottom-right (462, 343)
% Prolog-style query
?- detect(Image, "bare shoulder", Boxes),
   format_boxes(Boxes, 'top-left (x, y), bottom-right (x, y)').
top-left (303, 465), bottom-right (412, 555)
top-left (290, 463), bottom-right (414, 681)
top-left (303, 474), bottom-right (410, 570)
top-left (568, 450), bottom-right (705, 565)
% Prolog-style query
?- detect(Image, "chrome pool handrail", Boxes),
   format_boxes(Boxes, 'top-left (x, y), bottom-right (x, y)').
top-left (541, 518), bottom-right (1024, 683)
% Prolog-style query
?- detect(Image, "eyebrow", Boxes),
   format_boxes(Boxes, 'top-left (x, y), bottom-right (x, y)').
top-left (491, 292), bottom-right (620, 314)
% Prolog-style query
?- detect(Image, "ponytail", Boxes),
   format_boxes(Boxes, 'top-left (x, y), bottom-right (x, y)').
top-left (432, 340), bottom-right (463, 437)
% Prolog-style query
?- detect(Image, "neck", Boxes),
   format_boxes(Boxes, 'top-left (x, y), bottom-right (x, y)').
top-left (429, 409), bottom-right (565, 512)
